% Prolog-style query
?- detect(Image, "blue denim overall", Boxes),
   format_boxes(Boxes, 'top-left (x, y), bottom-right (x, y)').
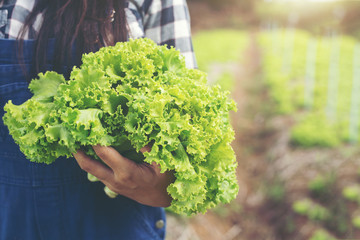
top-left (0, 39), bottom-right (166, 240)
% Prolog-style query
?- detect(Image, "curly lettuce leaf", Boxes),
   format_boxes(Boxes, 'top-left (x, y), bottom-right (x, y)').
top-left (3, 38), bottom-right (238, 215)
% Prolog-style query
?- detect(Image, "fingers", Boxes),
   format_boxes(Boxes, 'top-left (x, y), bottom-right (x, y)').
top-left (73, 150), bottom-right (114, 182)
top-left (74, 146), bottom-right (175, 207)
top-left (140, 145), bottom-right (151, 153)
top-left (150, 161), bottom-right (162, 175)
top-left (92, 145), bottom-right (137, 173)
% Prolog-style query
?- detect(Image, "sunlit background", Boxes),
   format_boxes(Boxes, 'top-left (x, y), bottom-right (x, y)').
top-left (165, 0), bottom-right (360, 239)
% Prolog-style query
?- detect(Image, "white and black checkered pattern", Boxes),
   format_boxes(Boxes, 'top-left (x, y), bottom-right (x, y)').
top-left (0, 0), bottom-right (197, 68)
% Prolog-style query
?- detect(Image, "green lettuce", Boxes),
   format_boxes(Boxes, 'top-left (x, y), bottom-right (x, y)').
top-left (3, 38), bottom-right (238, 215)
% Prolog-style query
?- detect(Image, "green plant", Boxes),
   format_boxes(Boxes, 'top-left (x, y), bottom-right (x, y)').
top-left (266, 180), bottom-right (286, 203)
top-left (293, 198), bottom-right (331, 221)
top-left (309, 229), bottom-right (337, 240)
top-left (291, 113), bottom-right (341, 147)
top-left (3, 38), bottom-right (239, 216)
top-left (324, 199), bottom-right (350, 235)
top-left (342, 185), bottom-right (360, 204)
top-left (308, 173), bottom-right (336, 201)
top-left (353, 215), bottom-right (360, 229)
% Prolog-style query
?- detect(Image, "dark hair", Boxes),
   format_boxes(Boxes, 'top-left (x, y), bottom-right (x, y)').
top-left (17, 0), bottom-right (128, 76)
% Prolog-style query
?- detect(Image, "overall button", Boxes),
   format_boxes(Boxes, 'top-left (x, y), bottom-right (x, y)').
top-left (155, 219), bottom-right (165, 229)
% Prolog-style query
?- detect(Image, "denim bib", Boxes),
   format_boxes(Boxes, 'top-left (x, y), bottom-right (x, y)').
top-left (0, 39), bottom-right (166, 240)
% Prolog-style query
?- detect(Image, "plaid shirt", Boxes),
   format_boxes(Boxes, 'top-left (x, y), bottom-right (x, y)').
top-left (0, 0), bottom-right (197, 68)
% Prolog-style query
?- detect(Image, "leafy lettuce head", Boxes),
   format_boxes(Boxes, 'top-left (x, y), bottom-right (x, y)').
top-left (3, 38), bottom-right (238, 215)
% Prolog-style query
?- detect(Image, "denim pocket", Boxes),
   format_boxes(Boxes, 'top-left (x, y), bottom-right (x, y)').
top-left (0, 64), bottom-right (32, 104)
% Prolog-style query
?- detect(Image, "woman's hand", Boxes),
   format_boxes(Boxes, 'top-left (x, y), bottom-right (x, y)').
top-left (73, 145), bottom-right (175, 208)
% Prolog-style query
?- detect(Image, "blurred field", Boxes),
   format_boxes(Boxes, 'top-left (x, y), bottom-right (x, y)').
top-left (166, 1), bottom-right (360, 240)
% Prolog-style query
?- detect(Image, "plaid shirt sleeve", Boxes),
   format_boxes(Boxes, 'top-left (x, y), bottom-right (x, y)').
top-left (0, 0), bottom-right (42, 39)
top-left (128, 0), bottom-right (197, 69)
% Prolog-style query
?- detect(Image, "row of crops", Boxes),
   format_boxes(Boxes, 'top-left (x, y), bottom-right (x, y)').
top-left (191, 28), bottom-right (360, 239)
top-left (291, 172), bottom-right (360, 239)
top-left (194, 28), bottom-right (360, 148)
top-left (258, 29), bottom-right (360, 239)
top-left (259, 29), bottom-right (360, 147)
top-left (259, 28), bottom-right (360, 239)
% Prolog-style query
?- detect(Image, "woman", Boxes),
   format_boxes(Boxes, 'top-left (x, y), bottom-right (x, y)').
top-left (0, 0), bottom-right (196, 239)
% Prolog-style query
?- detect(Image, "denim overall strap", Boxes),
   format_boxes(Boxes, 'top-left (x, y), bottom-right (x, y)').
top-left (0, 39), bottom-right (166, 240)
